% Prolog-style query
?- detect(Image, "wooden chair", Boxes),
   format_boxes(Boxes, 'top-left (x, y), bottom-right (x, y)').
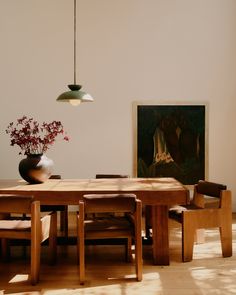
top-left (169, 180), bottom-right (232, 262)
top-left (96, 174), bottom-right (151, 239)
top-left (41, 175), bottom-right (68, 236)
top-left (77, 193), bottom-right (143, 284)
top-left (0, 195), bottom-right (57, 285)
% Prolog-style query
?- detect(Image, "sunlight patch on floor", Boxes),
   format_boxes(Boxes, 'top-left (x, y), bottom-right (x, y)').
top-left (9, 274), bottom-right (29, 283)
top-left (188, 264), bottom-right (236, 293)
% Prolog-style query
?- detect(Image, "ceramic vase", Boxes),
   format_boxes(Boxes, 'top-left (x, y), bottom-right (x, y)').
top-left (18, 154), bottom-right (54, 184)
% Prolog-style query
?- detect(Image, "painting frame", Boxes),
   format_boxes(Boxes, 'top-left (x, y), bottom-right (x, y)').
top-left (133, 101), bottom-right (208, 185)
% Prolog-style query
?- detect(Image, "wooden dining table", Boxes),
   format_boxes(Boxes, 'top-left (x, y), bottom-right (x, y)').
top-left (0, 177), bottom-right (189, 265)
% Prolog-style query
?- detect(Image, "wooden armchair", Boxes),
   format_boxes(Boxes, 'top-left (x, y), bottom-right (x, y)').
top-left (0, 195), bottom-right (57, 285)
top-left (77, 193), bottom-right (142, 284)
top-left (169, 180), bottom-right (232, 262)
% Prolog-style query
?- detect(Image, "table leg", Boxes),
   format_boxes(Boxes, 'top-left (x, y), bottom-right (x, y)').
top-left (151, 205), bottom-right (170, 265)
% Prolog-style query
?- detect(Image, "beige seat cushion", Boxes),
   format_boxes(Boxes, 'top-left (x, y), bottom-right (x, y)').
top-left (0, 220), bottom-right (31, 230)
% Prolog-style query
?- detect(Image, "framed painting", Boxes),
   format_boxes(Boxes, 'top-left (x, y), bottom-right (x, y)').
top-left (133, 102), bottom-right (207, 185)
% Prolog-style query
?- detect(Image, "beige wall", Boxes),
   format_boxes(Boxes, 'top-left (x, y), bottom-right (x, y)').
top-left (1, 0), bottom-right (236, 210)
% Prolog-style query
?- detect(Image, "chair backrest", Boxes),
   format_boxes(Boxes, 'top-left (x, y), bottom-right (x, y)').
top-left (0, 195), bottom-right (40, 237)
top-left (196, 180), bottom-right (227, 198)
top-left (82, 194), bottom-right (137, 214)
top-left (50, 175), bottom-right (61, 179)
top-left (0, 195), bottom-right (35, 214)
top-left (95, 174), bottom-right (129, 179)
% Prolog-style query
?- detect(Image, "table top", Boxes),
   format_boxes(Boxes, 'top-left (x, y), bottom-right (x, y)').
top-left (0, 177), bottom-right (189, 206)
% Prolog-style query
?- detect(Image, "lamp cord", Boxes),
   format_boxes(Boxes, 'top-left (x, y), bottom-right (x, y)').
top-left (74, 0), bottom-right (77, 84)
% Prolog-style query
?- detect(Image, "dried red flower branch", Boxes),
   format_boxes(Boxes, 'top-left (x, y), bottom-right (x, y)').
top-left (6, 116), bottom-right (69, 155)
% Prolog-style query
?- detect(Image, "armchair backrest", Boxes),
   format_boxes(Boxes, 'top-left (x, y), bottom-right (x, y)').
top-left (196, 180), bottom-right (227, 198)
top-left (192, 180), bottom-right (228, 208)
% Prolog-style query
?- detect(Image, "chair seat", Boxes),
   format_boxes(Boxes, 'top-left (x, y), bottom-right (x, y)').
top-left (0, 220), bottom-right (31, 230)
top-left (169, 204), bottom-right (202, 222)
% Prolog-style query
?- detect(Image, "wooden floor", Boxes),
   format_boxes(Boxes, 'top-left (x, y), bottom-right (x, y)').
top-left (1, 213), bottom-right (236, 295)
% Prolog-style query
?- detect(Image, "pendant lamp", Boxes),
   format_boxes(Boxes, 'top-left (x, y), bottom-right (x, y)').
top-left (57, 0), bottom-right (93, 106)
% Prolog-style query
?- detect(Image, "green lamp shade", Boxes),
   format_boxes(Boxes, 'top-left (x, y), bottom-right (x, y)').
top-left (57, 84), bottom-right (94, 106)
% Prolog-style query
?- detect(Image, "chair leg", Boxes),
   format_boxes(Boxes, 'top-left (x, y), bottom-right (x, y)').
top-left (49, 211), bottom-right (57, 264)
top-left (77, 214), bottom-right (85, 285)
top-left (135, 230), bottom-right (143, 281)
top-left (79, 239), bottom-right (85, 285)
top-left (126, 237), bottom-right (132, 262)
top-left (220, 221), bottom-right (232, 258)
top-left (60, 206), bottom-right (68, 237)
top-left (1, 238), bottom-right (10, 262)
top-left (31, 232), bottom-right (41, 285)
top-left (182, 214), bottom-right (195, 262)
top-left (145, 205), bottom-right (152, 238)
top-left (135, 201), bottom-right (143, 281)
